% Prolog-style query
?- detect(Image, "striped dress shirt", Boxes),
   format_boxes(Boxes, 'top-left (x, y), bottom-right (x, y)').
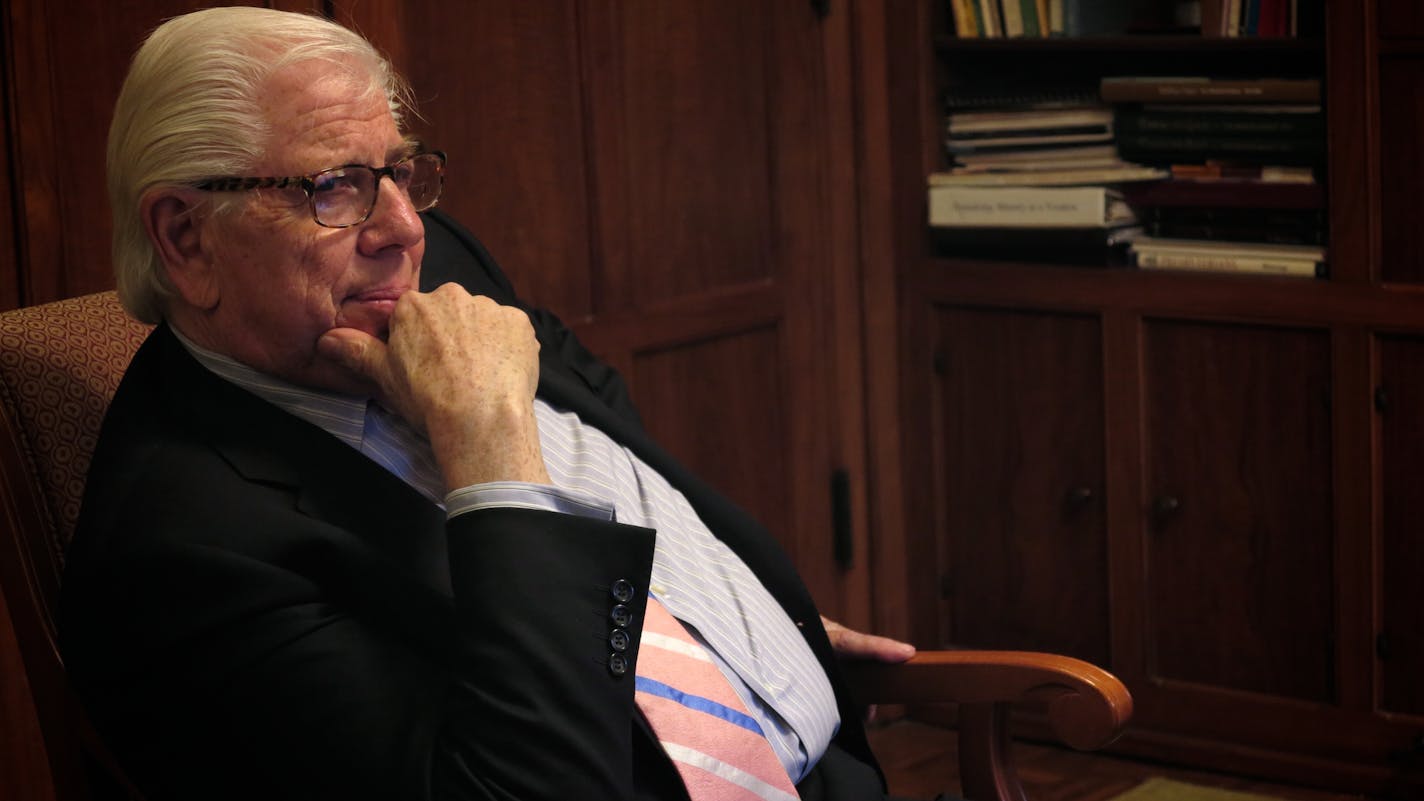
top-left (175, 331), bottom-right (839, 782)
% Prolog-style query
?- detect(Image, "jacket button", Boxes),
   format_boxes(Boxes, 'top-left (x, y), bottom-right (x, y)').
top-left (609, 653), bottom-right (629, 676)
top-left (610, 628), bottom-right (630, 652)
top-left (610, 604), bottom-right (632, 628)
top-left (611, 579), bottom-right (635, 603)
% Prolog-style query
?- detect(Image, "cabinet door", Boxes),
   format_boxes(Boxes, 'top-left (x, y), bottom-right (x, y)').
top-left (1142, 320), bottom-right (1333, 702)
top-left (930, 306), bottom-right (1109, 665)
top-left (338, 1), bottom-right (868, 620)
top-left (1377, 335), bottom-right (1424, 719)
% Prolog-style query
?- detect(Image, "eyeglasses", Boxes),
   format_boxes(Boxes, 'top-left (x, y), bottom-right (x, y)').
top-left (194, 151), bottom-right (446, 228)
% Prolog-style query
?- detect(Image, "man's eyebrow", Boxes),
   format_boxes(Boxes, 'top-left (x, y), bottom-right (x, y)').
top-left (391, 139), bottom-right (425, 161)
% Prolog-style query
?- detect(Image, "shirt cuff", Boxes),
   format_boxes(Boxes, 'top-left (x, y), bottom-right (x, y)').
top-left (445, 481), bottom-right (616, 522)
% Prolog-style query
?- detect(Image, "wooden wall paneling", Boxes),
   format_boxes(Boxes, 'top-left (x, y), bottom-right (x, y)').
top-left (4, 1), bottom-right (277, 308)
top-left (336, 0), bottom-right (595, 322)
top-left (816, 0), bottom-right (873, 635)
top-left (1377, 0), bottom-right (1424, 38)
top-left (578, 1), bottom-right (860, 617)
top-left (1375, 334), bottom-right (1424, 719)
top-left (582, 1), bottom-right (776, 311)
top-left (1, 11), bottom-right (18, 313)
top-left (1330, 325), bottom-right (1375, 717)
top-left (929, 306), bottom-right (1110, 665)
top-left (1376, 57), bottom-right (1424, 283)
top-left (851, 0), bottom-right (913, 642)
top-left (0, 584), bottom-right (55, 801)
top-left (1141, 319), bottom-right (1334, 702)
top-left (1325, 0), bottom-right (1376, 284)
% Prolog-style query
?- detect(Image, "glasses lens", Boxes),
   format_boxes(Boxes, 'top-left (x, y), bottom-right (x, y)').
top-left (403, 154), bottom-right (445, 211)
top-left (311, 166), bottom-right (376, 227)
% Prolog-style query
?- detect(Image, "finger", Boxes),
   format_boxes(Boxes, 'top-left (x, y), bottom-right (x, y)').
top-left (821, 616), bottom-right (916, 663)
top-left (317, 327), bottom-right (387, 381)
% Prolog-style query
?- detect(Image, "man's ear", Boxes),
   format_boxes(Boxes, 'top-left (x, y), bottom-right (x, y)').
top-left (142, 188), bottom-right (220, 310)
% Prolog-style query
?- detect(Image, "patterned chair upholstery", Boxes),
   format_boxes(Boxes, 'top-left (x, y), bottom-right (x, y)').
top-left (0, 291), bottom-right (1132, 801)
top-left (0, 291), bottom-right (150, 801)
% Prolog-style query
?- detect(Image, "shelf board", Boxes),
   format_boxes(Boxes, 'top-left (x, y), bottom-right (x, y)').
top-left (913, 258), bottom-right (1424, 330)
top-left (934, 35), bottom-right (1324, 55)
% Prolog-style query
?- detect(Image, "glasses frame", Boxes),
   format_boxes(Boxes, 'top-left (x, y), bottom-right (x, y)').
top-left (194, 150), bottom-right (447, 229)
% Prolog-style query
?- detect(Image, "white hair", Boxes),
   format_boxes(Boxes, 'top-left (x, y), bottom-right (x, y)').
top-left (108, 7), bottom-right (414, 323)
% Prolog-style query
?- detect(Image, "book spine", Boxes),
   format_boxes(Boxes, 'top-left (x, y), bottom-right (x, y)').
top-left (1135, 249), bottom-right (1322, 277)
top-left (978, 0), bottom-right (1004, 36)
top-left (1147, 220), bottom-right (1325, 245)
top-left (1001, 0), bottom-right (1025, 36)
top-left (1100, 79), bottom-right (1321, 103)
top-left (1115, 110), bottom-right (1323, 137)
top-left (1048, 0), bottom-right (1065, 34)
top-left (929, 186), bottom-right (1113, 227)
top-left (1020, 0), bottom-right (1041, 36)
top-left (1117, 133), bottom-right (1324, 163)
top-left (950, 0), bottom-right (975, 37)
top-left (1225, 0), bottom-right (1244, 37)
top-left (1034, 0), bottom-right (1051, 35)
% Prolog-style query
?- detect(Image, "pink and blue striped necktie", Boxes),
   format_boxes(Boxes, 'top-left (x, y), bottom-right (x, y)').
top-left (636, 595), bottom-right (801, 801)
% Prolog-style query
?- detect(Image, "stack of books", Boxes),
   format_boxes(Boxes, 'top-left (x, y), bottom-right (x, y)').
top-left (1101, 75), bottom-right (1328, 278)
top-left (944, 105), bottom-right (1167, 182)
top-left (1102, 77), bottom-right (1324, 167)
top-left (930, 102), bottom-right (1168, 265)
top-left (1123, 179), bottom-right (1327, 277)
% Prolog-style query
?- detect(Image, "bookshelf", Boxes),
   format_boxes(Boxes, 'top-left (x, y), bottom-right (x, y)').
top-left (877, 1), bottom-right (1424, 795)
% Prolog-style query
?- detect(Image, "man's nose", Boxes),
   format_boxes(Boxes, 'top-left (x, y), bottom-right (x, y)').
top-left (359, 176), bottom-right (424, 252)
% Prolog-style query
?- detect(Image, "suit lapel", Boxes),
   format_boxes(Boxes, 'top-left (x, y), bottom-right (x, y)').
top-left (151, 326), bottom-right (452, 594)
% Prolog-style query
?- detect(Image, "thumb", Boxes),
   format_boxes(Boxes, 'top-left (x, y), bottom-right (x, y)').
top-left (317, 327), bottom-right (388, 383)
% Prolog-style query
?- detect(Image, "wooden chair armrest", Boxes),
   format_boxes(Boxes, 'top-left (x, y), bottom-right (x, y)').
top-left (842, 650), bottom-right (1132, 801)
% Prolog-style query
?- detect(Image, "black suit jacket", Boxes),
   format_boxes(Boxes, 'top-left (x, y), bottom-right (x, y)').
top-left (60, 210), bottom-right (884, 801)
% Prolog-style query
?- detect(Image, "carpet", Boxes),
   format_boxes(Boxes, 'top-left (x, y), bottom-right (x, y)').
top-left (1106, 777), bottom-right (1290, 801)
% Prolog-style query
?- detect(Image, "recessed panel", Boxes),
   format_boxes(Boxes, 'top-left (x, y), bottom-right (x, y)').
top-left (1143, 319), bottom-right (1333, 701)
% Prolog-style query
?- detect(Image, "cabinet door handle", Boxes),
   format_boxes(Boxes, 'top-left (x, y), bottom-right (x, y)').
top-left (1152, 495), bottom-right (1181, 524)
top-left (1065, 486), bottom-right (1094, 510)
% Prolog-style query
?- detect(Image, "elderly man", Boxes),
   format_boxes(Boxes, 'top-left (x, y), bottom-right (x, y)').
top-left (60, 7), bottom-right (913, 801)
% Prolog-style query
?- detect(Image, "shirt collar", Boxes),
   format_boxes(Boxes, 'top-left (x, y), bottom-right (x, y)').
top-left (169, 326), bottom-right (368, 450)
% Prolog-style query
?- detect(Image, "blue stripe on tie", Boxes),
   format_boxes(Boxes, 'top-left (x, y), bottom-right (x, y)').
top-left (634, 677), bottom-right (766, 736)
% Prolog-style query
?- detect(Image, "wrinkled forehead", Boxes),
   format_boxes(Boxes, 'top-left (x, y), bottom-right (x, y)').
top-left (254, 58), bottom-right (402, 173)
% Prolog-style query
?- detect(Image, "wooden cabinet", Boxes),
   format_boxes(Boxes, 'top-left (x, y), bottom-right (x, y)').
top-left (864, 0), bottom-right (1424, 794)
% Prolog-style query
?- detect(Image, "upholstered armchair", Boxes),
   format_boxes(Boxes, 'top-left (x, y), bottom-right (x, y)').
top-left (0, 291), bottom-right (1130, 801)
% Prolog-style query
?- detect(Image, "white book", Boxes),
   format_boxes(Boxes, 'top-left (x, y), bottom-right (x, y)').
top-left (928, 185), bottom-right (1135, 228)
top-left (1136, 251), bottom-right (1321, 277)
top-left (1131, 236), bottom-right (1325, 261)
